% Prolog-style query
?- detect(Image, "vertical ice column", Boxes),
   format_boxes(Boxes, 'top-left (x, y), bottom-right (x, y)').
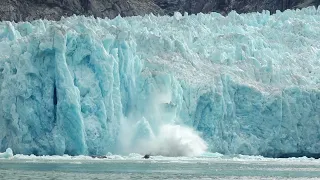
top-left (53, 28), bottom-right (87, 155)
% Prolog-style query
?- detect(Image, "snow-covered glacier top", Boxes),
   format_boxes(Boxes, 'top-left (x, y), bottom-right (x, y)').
top-left (0, 7), bottom-right (319, 157)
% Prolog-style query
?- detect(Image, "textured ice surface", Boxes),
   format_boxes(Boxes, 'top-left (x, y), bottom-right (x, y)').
top-left (0, 7), bottom-right (320, 157)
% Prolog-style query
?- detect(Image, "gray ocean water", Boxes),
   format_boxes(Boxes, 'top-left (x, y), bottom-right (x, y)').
top-left (1, 157), bottom-right (320, 180)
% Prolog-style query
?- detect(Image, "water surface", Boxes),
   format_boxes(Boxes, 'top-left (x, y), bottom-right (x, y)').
top-left (1, 156), bottom-right (320, 179)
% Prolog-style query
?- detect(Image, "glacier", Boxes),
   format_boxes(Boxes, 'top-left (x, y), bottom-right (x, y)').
top-left (0, 7), bottom-right (320, 157)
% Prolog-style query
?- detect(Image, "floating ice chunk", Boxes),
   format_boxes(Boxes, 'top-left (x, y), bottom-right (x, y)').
top-left (0, 148), bottom-right (13, 159)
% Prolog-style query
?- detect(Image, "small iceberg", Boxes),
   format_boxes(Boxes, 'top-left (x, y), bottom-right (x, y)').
top-left (0, 148), bottom-right (13, 159)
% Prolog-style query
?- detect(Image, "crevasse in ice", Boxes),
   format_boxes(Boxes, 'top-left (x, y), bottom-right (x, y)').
top-left (0, 7), bottom-right (319, 157)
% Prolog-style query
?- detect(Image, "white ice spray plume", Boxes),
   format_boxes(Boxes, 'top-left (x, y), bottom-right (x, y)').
top-left (146, 124), bottom-right (208, 157)
top-left (119, 120), bottom-right (208, 157)
top-left (118, 90), bottom-right (208, 157)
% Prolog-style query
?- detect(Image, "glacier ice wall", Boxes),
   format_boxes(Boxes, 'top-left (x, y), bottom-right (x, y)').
top-left (0, 7), bottom-right (320, 157)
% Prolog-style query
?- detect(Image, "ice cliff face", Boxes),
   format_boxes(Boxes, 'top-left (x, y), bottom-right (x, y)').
top-left (0, 7), bottom-right (320, 157)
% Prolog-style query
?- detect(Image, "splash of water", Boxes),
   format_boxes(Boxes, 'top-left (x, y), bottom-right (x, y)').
top-left (118, 118), bottom-right (207, 157)
top-left (147, 124), bottom-right (208, 157)
top-left (118, 90), bottom-right (207, 157)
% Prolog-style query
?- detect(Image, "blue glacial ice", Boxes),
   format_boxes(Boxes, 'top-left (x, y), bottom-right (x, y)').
top-left (0, 7), bottom-right (320, 157)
